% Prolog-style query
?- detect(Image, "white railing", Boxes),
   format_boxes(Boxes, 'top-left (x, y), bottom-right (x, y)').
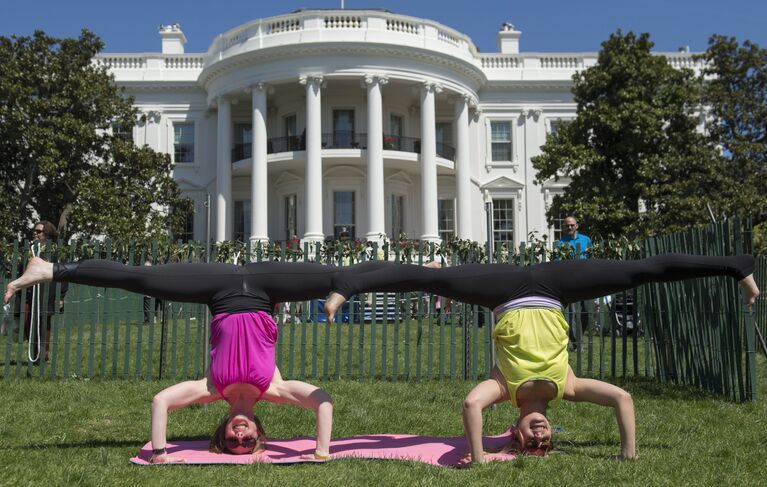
top-left (96, 56), bottom-right (146, 69)
top-left (438, 29), bottom-right (459, 46)
top-left (267, 18), bottom-right (301, 34)
top-left (325, 15), bottom-right (363, 29)
top-left (386, 18), bottom-right (420, 35)
top-left (480, 55), bottom-right (522, 69)
top-left (164, 56), bottom-right (205, 69)
top-left (667, 54), bottom-right (703, 69)
top-left (540, 56), bottom-right (580, 69)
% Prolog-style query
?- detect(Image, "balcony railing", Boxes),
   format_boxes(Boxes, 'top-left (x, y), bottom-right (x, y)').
top-left (231, 132), bottom-right (456, 162)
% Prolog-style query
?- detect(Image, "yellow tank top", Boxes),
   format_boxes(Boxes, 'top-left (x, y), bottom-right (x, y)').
top-left (493, 308), bottom-right (569, 407)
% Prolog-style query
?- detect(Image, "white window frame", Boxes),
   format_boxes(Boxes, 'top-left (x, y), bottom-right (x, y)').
top-left (483, 187), bottom-right (523, 247)
top-left (491, 197), bottom-right (517, 245)
top-left (484, 116), bottom-right (518, 169)
top-left (167, 117), bottom-right (199, 166)
top-left (284, 193), bottom-right (298, 241)
top-left (333, 190), bottom-right (356, 240)
top-left (331, 107), bottom-right (356, 149)
top-left (544, 116), bottom-right (573, 138)
top-left (437, 198), bottom-right (456, 242)
top-left (389, 193), bottom-right (406, 240)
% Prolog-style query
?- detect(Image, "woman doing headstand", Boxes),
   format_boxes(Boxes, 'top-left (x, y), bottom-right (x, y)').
top-left (4, 257), bottom-right (390, 463)
top-left (323, 254), bottom-right (759, 463)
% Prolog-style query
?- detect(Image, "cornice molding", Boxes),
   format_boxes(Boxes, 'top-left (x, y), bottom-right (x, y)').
top-left (199, 43), bottom-right (486, 89)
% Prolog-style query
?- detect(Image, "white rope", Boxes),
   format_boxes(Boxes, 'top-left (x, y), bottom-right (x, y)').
top-left (28, 243), bottom-right (42, 363)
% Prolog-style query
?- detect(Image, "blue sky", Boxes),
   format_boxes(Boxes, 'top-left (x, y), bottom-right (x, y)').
top-left (2, 0), bottom-right (765, 54)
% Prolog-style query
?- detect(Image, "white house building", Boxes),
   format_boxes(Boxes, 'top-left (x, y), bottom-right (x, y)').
top-left (97, 9), bottom-right (700, 244)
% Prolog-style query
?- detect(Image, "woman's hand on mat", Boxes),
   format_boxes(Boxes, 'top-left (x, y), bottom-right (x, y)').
top-left (299, 452), bottom-right (331, 461)
top-left (458, 451), bottom-right (505, 467)
top-left (149, 452), bottom-right (185, 464)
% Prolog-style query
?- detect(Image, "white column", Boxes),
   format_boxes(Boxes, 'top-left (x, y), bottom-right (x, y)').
top-left (250, 83), bottom-right (269, 243)
top-left (365, 74), bottom-right (387, 243)
top-left (420, 82), bottom-right (441, 243)
top-left (300, 75), bottom-right (324, 242)
top-left (215, 96), bottom-right (232, 241)
top-left (455, 94), bottom-right (471, 239)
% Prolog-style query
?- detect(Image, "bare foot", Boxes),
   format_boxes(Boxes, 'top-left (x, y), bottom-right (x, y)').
top-left (738, 274), bottom-right (760, 307)
top-left (424, 260), bottom-right (442, 269)
top-left (3, 257), bottom-right (54, 305)
top-left (324, 292), bottom-right (348, 324)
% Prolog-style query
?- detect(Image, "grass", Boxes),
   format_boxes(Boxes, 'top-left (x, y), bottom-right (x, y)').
top-left (1, 356), bottom-right (766, 486)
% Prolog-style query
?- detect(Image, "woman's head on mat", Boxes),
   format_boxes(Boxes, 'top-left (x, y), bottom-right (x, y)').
top-left (210, 414), bottom-right (266, 455)
top-left (512, 413), bottom-right (553, 455)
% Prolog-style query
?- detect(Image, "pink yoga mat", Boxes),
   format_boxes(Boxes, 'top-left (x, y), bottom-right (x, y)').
top-left (131, 430), bottom-right (517, 467)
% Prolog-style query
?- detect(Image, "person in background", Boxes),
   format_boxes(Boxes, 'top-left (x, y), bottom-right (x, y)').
top-left (13, 221), bottom-right (67, 363)
top-left (556, 216), bottom-right (591, 259)
top-left (556, 216), bottom-right (593, 350)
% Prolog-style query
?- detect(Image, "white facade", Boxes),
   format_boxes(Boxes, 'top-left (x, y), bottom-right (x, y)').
top-left (98, 11), bottom-right (701, 244)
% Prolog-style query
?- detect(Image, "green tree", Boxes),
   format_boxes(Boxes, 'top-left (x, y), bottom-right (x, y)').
top-left (0, 30), bottom-right (192, 242)
top-left (698, 35), bottom-right (767, 227)
top-left (532, 31), bottom-right (727, 239)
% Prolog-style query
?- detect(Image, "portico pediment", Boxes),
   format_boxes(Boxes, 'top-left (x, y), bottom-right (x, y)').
top-left (481, 176), bottom-right (524, 191)
top-left (540, 175), bottom-right (572, 189)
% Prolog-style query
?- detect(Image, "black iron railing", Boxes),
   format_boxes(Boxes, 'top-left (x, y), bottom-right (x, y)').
top-left (230, 132), bottom-right (455, 162)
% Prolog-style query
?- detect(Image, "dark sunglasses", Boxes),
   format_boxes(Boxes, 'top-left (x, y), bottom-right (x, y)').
top-left (224, 436), bottom-right (257, 450)
top-left (33, 229), bottom-right (45, 234)
top-left (526, 438), bottom-right (551, 450)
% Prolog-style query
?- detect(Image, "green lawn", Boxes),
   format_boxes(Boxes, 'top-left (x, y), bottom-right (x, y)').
top-left (0, 356), bottom-right (765, 486)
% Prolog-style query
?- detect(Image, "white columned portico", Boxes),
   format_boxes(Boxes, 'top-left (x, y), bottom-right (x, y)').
top-left (454, 94), bottom-right (471, 239)
top-left (365, 74), bottom-right (388, 243)
top-left (300, 75), bottom-right (324, 242)
top-left (215, 96), bottom-right (232, 241)
top-left (420, 82), bottom-right (441, 243)
top-left (250, 83), bottom-right (269, 243)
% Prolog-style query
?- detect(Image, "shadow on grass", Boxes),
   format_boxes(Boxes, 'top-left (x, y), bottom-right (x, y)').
top-left (7, 439), bottom-right (143, 450)
top-left (556, 439), bottom-right (672, 460)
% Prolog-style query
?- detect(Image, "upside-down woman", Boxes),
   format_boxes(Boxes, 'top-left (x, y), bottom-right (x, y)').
top-left (4, 257), bottom-right (390, 463)
top-left (323, 254), bottom-right (759, 463)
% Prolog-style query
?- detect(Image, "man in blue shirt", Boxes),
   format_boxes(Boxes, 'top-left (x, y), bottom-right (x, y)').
top-left (557, 216), bottom-right (591, 259)
top-left (556, 216), bottom-right (592, 350)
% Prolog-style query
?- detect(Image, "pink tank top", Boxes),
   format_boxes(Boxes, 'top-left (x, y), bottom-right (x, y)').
top-left (209, 311), bottom-right (277, 399)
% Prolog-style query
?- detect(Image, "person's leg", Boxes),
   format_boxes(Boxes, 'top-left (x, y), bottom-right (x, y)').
top-left (5, 257), bottom-right (241, 305)
top-left (529, 254), bottom-right (758, 305)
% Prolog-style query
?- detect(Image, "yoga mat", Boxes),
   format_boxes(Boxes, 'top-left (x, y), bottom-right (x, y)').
top-left (131, 430), bottom-right (517, 467)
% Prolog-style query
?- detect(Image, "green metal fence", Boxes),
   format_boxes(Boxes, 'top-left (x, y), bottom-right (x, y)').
top-left (1, 221), bottom-right (761, 401)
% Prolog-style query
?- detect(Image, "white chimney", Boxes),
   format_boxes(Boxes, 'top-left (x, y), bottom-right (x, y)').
top-left (496, 22), bottom-right (521, 54)
top-left (159, 24), bottom-right (187, 54)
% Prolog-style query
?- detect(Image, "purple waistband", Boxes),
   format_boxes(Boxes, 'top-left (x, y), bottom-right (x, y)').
top-left (493, 296), bottom-right (563, 317)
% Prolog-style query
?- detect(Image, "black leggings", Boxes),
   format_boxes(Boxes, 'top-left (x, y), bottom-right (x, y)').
top-left (331, 254), bottom-right (754, 309)
top-left (53, 260), bottom-right (392, 314)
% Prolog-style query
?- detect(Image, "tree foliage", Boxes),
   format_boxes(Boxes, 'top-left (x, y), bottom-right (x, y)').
top-left (698, 35), bottom-right (767, 226)
top-left (0, 30), bottom-right (191, 242)
top-left (532, 31), bottom-right (728, 239)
